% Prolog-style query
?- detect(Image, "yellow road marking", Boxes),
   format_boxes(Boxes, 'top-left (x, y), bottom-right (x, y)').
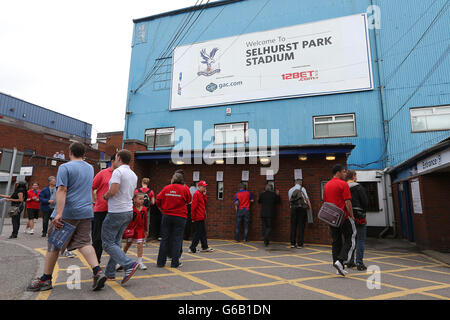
top-left (366, 284), bottom-right (450, 300)
top-left (35, 248), bottom-right (58, 300)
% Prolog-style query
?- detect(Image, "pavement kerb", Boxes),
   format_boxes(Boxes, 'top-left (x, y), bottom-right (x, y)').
top-left (0, 239), bottom-right (45, 300)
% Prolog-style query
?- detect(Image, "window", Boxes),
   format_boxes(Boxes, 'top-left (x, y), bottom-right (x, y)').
top-left (314, 114), bottom-right (356, 138)
top-left (145, 127), bottom-right (175, 149)
top-left (320, 180), bottom-right (330, 201)
top-left (214, 122), bottom-right (248, 144)
top-left (410, 105), bottom-right (450, 132)
top-left (217, 181), bottom-right (224, 200)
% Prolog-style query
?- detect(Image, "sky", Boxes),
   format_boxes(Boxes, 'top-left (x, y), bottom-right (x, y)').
top-left (0, 0), bottom-right (199, 141)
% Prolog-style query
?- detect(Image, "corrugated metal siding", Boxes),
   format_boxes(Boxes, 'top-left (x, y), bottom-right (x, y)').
top-left (376, 0), bottom-right (450, 166)
top-left (0, 93), bottom-right (92, 140)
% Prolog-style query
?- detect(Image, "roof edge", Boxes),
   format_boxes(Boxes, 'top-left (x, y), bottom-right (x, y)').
top-left (133, 0), bottom-right (245, 23)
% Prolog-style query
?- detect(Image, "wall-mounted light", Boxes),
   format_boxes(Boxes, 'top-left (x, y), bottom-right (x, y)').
top-left (175, 160), bottom-right (184, 165)
top-left (260, 157), bottom-right (270, 165)
top-left (298, 154), bottom-right (308, 161)
top-left (215, 159), bottom-right (224, 164)
top-left (326, 154), bottom-right (336, 161)
top-left (23, 113), bottom-right (27, 118)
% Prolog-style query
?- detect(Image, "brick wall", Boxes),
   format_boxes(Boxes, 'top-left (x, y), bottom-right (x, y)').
top-left (124, 143), bottom-right (347, 244)
top-left (1, 122), bottom-right (101, 192)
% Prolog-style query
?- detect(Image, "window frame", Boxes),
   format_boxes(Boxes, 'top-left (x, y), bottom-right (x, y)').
top-left (214, 121), bottom-right (249, 145)
top-left (313, 113), bottom-right (357, 139)
top-left (410, 105), bottom-right (450, 133)
top-left (144, 127), bottom-right (175, 150)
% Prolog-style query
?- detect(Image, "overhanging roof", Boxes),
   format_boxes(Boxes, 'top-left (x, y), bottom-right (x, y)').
top-left (134, 143), bottom-right (355, 160)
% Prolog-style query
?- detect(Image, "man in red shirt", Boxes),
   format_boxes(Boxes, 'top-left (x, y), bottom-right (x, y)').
top-left (234, 183), bottom-right (254, 242)
top-left (25, 182), bottom-right (41, 235)
top-left (156, 173), bottom-right (192, 268)
top-left (91, 153), bottom-right (117, 263)
top-left (323, 164), bottom-right (356, 277)
top-left (188, 181), bottom-right (214, 253)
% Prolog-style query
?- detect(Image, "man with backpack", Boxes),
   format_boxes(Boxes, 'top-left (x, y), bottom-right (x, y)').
top-left (288, 179), bottom-right (312, 249)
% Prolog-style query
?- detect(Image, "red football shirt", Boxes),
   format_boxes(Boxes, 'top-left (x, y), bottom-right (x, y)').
top-left (26, 189), bottom-right (41, 209)
top-left (92, 167), bottom-right (113, 212)
top-left (156, 184), bottom-right (192, 218)
top-left (323, 177), bottom-right (352, 219)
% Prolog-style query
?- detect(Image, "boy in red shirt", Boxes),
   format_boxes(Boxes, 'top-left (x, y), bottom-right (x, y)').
top-left (188, 181), bottom-right (214, 253)
top-left (323, 164), bottom-right (356, 277)
top-left (121, 193), bottom-right (148, 270)
top-left (25, 182), bottom-right (41, 235)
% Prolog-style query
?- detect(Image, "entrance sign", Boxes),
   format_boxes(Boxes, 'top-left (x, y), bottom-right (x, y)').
top-left (171, 14), bottom-right (373, 110)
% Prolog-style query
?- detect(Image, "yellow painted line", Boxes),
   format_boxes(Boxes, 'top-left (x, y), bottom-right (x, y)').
top-left (422, 266), bottom-right (450, 276)
top-left (134, 252), bottom-right (248, 300)
top-left (366, 284), bottom-right (450, 300)
top-left (35, 248), bottom-right (58, 300)
top-left (75, 249), bottom-right (139, 300)
top-left (212, 248), bottom-right (353, 300)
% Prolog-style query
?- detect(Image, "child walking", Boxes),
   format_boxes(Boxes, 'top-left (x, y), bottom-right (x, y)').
top-left (188, 181), bottom-right (214, 253)
top-left (122, 193), bottom-right (149, 270)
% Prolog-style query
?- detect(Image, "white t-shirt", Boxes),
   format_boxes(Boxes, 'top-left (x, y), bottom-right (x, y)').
top-left (108, 164), bottom-right (137, 213)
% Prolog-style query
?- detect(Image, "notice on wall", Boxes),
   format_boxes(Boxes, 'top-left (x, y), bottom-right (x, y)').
top-left (410, 178), bottom-right (423, 214)
top-left (171, 13), bottom-right (373, 110)
top-left (193, 171), bottom-right (200, 182)
top-left (242, 170), bottom-right (249, 181)
top-left (216, 171), bottom-right (223, 182)
top-left (294, 169), bottom-right (303, 180)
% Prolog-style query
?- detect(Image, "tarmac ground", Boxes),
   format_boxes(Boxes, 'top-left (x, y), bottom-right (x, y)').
top-left (1, 218), bottom-right (449, 301)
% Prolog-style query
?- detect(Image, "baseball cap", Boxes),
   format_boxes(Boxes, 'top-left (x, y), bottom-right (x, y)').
top-left (198, 181), bottom-right (208, 187)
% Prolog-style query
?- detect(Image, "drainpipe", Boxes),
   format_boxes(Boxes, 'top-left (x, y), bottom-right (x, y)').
top-left (369, 0), bottom-right (393, 238)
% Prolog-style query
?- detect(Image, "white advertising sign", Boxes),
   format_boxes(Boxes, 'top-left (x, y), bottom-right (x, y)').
top-left (171, 14), bottom-right (373, 110)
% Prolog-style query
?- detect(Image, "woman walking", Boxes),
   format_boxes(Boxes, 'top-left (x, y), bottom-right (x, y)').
top-left (0, 181), bottom-right (28, 239)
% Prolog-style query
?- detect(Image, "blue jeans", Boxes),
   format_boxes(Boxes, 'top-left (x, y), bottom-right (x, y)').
top-left (157, 214), bottom-right (186, 268)
top-left (350, 224), bottom-right (367, 265)
top-left (101, 211), bottom-right (135, 277)
top-left (235, 208), bottom-right (250, 241)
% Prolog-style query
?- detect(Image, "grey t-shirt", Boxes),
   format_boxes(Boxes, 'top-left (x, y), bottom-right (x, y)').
top-left (108, 164), bottom-right (137, 213)
top-left (51, 160), bottom-right (94, 220)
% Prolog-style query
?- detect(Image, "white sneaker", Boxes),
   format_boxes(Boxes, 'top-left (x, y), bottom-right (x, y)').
top-left (188, 248), bottom-right (195, 253)
top-left (24, 228), bottom-right (30, 234)
top-left (333, 261), bottom-right (347, 277)
top-left (336, 269), bottom-right (348, 275)
top-left (200, 247), bottom-right (214, 252)
top-left (64, 250), bottom-right (76, 258)
top-left (29, 229), bottom-right (34, 235)
top-left (139, 263), bottom-right (147, 270)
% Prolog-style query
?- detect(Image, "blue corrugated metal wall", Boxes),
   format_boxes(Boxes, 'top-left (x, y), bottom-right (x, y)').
top-left (374, 0), bottom-right (450, 167)
top-left (0, 92), bottom-right (92, 140)
top-left (125, 0), bottom-right (449, 169)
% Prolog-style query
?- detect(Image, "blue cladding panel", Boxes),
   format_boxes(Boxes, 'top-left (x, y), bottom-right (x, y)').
top-left (125, 0), bottom-right (450, 169)
top-left (0, 93), bottom-right (92, 139)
